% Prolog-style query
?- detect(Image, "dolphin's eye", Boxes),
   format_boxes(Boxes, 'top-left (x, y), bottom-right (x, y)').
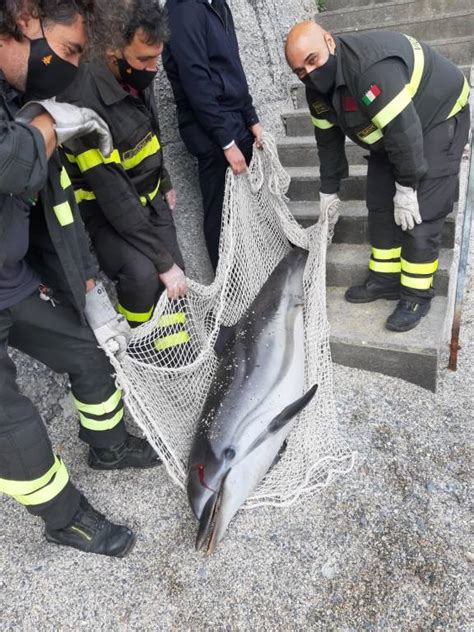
top-left (224, 448), bottom-right (236, 460)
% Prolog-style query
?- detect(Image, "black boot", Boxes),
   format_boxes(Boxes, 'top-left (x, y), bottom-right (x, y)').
top-left (45, 496), bottom-right (135, 557)
top-left (386, 299), bottom-right (431, 332)
top-left (88, 433), bottom-right (161, 470)
top-left (345, 277), bottom-right (400, 303)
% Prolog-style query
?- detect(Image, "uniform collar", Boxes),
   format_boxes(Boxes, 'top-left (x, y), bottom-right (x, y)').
top-left (89, 61), bottom-right (131, 105)
top-left (334, 36), bottom-right (346, 90)
top-left (0, 71), bottom-right (20, 104)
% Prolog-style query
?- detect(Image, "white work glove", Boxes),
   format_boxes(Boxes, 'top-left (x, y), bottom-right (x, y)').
top-left (319, 192), bottom-right (341, 223)
top-left (159, 264), bottom-right (188, 300)
top-left (393, 182), bottom-right (422, 231)
top-left (16, 99), bottom-right (113, 157)
top-left (84, 282), bottom-right (131, 360)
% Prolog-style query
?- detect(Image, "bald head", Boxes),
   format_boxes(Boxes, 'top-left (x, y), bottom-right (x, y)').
top-left (285, 20), bottom-right (336, 81)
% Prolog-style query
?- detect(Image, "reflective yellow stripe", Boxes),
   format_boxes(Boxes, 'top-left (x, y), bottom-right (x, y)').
top-left (372, 247), bottom-right (401, 260)
top-left (404, 35), bottom-right (424, 97)
top-left (139, 178), bottom-right (161, 206)
top-left (358, 127), bottom-right (384, 145)
top-left (73, 389), bottom-right (122, 416)
top-left (70, 526), bottom-right (93, 541)
top-left (311, 116), bottom-right (334, 130)
top-left (118, 303), bottom-right (154, 324)
top-left (158, 312), bottom-right (186, 327)
top-left (53, 201), bottom-right (74, 227)
top-left (60, 166), bottom-right (72, 190)
top-left (14, 459), bottom-right (69, 506)
top-left (369, 260), bottom-right (401, 274)
top-left (373, 87), bottom-right (412, 129)
top-left (75, 189), bottom-right (97, 204)
top-left (79, 407), bottom-right (124, 432)
top-left (0, 457), bottom-right (61, 497)
top-left (371, 35), bottom-right (424, 129)
top-left (447, 77), bottom-right (470, 120)
top-left (122, 135), bottom-right (160, 171)
top-left (401, 258), bottom-right (438, 275)
top-left (68, 149), bottom-right (121, 173)
top-left (401, 274), bottom-right (433, 290)
top-left (154, 331), bottom-right (190, 352)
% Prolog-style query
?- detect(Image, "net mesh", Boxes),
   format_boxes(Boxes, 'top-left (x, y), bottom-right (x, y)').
top-left (109, 134), bottom-right (354, 508)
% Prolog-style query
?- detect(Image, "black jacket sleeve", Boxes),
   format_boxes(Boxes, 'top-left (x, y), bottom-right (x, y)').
top-left (0, 112), bottom-right (48, 197)
top-left (66, 146), bottom-right (175, 273)
top-left (166, 4), bottom-right (235, 148)
top-left (308, 98), bottom-right (348, 194)
top-left (357, 59), bottom-right (428, 188)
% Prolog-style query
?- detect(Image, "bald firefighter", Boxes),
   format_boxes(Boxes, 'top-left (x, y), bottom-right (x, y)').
top-left (286, 21), bottom-right (470, 332)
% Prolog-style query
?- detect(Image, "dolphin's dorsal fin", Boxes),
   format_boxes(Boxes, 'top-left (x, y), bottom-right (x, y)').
top-left (243, 384), bottom-right (318, 456)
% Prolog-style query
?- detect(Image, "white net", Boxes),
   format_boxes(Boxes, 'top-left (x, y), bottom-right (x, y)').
top-left (109, 133), bottom-right (354, 508)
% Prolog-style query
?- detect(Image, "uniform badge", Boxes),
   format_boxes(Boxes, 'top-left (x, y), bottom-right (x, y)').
top-left (361, 84), bottom-right (381, 106)
top-left (343, 96), bottom-right (358, 112)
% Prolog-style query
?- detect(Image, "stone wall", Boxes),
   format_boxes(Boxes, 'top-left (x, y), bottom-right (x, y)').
top-left (155, 0), bottom-right (314, 282)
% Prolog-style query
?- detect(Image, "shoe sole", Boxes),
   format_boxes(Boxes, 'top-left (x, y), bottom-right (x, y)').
top-left (88, 459), bottom-right (162, 471)
top-left (45, 531), bottom-right (136, 558)
top-left (385, 306), bottom-right (431, 332)
top-left (345, 293), bottom-right (400, 304)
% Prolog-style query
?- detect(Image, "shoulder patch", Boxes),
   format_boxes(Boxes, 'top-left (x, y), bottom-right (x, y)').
top-left (311, 100), bottom-right (331, 115)
top-left (361, 84), bottom-right (381, 106)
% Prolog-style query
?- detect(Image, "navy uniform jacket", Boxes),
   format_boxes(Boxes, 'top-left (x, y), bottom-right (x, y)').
top-left (163, 0), bottom-right (259, 155)
top-left (306, 32), bottom-right (470, 193)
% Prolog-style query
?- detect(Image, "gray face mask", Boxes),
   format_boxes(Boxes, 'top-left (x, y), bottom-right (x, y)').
top-left (301, 42), bottom-right (337, 94)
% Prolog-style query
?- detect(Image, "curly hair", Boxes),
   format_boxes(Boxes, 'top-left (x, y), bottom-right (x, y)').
top-left (0, 0), bottom-right (130, 56)
top-left (123, 0), bottom-right (169, 46)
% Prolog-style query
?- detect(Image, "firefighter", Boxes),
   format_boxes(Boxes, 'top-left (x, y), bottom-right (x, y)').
top-left (285, 21), bottom-right (470, 332)
top-left (163, 0), bottom-right (263, 271)
top-left (59, 0), bottom-right (188, 359)
top-left (0, 0), bottom-right (160, 557)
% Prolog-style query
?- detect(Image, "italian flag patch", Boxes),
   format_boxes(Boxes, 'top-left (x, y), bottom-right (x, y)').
top-left (361, 84), bottom-right (381, 106)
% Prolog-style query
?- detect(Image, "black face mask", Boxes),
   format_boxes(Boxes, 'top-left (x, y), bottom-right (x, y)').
top-left (24, 28), bottom-right (78, 101)
top-left (117, 57), bottom-right (157, 92)
top-left (301, 46), bottom-right (337, 95)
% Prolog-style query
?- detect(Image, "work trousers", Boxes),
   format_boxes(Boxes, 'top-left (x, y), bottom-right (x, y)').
top-left (366, 105), bottom-right (470, 302)
top-left (197, 132), bottom-right (254, 270)
top-left (0, 290), bottom-right (127, 529)
top-left (92, 197), bottom-right (184, 328)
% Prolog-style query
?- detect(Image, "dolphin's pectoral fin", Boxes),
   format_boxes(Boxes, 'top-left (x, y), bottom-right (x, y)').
top-left (243, 384), bottom-right (319, 458)
top-left (268, 383), bottom-right (318, 433)
top-left (214, 324), bottom-right (237, 357)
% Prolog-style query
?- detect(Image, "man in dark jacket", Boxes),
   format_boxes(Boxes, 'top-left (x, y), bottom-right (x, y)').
top-left (60, 0), bottom-right (188, 341)
top-left (163, 0), bottom-right (263, 270)
top-left (0, 0), bottom-right (159, 558)
top-left (286, 21), bottom-right (470, 332)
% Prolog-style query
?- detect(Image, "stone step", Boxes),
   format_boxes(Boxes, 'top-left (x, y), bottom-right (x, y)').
top-left (290, 64), bottom-right (472, 110)
top-left (325, 0), bottom-right (404, 9)
top-left (289, 200), bottom-right (456, 249)
top-left (286, 165), bottom-right (367, 201)
top-left (327, 287), bottom-right (448, 391)
top-left (317, 0), bottom-right (473, 33)
top-left (320, 9), bottom-right (474, 42)
top-left (326, 243), bottom-right (452, 296)
top-left (278, 136), bottom-right (366, 167)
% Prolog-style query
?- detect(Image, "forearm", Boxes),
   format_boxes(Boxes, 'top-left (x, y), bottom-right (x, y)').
top-left (30, 112), bottom-right (57, 159)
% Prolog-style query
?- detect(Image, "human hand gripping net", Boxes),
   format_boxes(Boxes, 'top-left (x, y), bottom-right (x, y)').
top-left (108, 132), bottom-right (355, 508)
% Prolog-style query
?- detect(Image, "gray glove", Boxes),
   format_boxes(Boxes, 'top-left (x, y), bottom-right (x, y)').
top-left (393, 182), bottom-right (422, 231)
top-left (16, 99), bottom-right (113, 157)
top-left (319, 192), bottom-right (340, 223)
top-left (84, 282), bottom-right (131, 360)
top-left (158, 264), bottom-right (188, 300)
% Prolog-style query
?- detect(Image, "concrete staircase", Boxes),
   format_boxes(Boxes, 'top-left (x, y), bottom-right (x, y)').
top-left (278, 0), bottom-right (474, 391)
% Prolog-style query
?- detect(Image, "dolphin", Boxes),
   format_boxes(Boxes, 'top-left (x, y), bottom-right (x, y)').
top-left (187, 247), bottom-right (318, 554)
